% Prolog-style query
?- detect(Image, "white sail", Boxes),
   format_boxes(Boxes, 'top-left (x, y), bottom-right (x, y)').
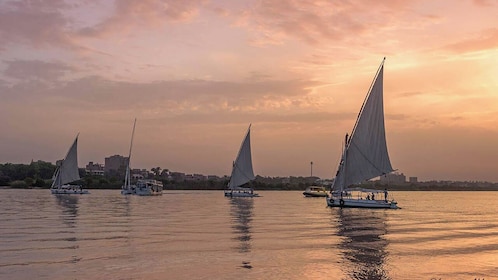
top-left (52, 135), bottom-right (80, 187)
top-left (333, 59), bottom-right (393, 192)
top-left (228, 125), bottom-right (255, 189)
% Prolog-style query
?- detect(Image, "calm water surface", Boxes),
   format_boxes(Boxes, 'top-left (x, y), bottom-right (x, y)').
top-left (0, 189), bottom-right (497, 279)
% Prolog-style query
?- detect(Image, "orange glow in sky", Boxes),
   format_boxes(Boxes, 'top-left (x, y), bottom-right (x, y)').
top-left (0, 0), bottom-right (497, 181)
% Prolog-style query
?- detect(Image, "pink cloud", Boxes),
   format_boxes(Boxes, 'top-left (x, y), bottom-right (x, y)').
top-left (472, 0), bottom-right (495, 7)
top-left (0, 1), bottom-right (73, 50)
top-left (3, 60), bottom-right (73, 81)
top-left (78, 0), bottom-right (207, 38)
top-left (227, 0), bottom-right (418, 46)
top-left (0, 0), bottom-right (207, 51)
top-left (441, 28), bottom-right (498, 53)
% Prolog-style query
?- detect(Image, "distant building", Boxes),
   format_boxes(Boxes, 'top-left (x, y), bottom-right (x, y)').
top-left (380, 172), bottom-right (406, 184)
top-left (170, 172), bottom-right (186, 181)
top-left (104, 155), bottom-right (128, 177)
top-left (85, 162), bottom-right (104, 176)
top-left (409, 177), bottom-right (418, 183)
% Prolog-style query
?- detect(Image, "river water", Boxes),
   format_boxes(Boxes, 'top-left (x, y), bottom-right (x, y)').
top-left (0, 189), bottom-right (497, 279)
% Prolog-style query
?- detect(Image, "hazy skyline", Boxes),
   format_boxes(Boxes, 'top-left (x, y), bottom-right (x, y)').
top-left (1, 0), bottom-right (497, 181)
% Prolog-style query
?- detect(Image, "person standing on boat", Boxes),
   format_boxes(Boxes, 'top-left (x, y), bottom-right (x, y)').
top-left (384, 189), bottom-right (388, 202)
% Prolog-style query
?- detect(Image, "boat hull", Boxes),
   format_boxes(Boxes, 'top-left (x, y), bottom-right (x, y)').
top-left (135, 189), bottom-right (162, 196)
top-left (121, 189), bottom-right (135, 195)
top-left (122, 179), bottom-right (163, 196)
top-left (303, 191), bottom-right (328, 197)
top-left (326, 197), bottom-right (398, 209)
top-left (51, 185), bottom-right (89, 195)
top-left (224, 190), bottom-right (259, 197)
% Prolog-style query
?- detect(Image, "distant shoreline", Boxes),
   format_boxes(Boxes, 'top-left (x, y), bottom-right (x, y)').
top-left (2, 185), bottom-right (498, 191)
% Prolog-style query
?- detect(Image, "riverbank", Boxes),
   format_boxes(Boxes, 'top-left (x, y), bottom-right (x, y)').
top-left (3, 185), bottom-right (498, 191)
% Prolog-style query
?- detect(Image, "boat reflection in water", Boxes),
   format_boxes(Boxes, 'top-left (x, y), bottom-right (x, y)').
top-left (54, 194), bottom-right (79, 228)
top-left (54, 194), bottom-right (81, 263)
top-left (336, 208), bottom-right (391, 280)
top-left (229, 197), bottom-right (254, 269)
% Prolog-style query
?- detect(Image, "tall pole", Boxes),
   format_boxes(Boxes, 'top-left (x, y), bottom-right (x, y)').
top-left (310, 161), bottom-right (313, 177)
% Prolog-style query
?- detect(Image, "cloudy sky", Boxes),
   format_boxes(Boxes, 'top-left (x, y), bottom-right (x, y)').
top-left (1, 0), bottom-right (497, 181)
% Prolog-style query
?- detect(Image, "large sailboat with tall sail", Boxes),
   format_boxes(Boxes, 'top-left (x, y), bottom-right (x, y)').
top-left (326, 58), bottom-right (398, 209)
top-left (121, 119), bottom-right (163, 196)
top-left (50, 134), bottom-right (89, 195)
top-left (224, 124), bottom-right (258, 197)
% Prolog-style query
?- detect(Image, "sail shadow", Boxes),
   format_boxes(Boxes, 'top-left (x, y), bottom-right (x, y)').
top-left (54, 195), bottom-right (79, 228)
top-left (229, 197), bottom-right (254, 254)
top-left (336, 208), bottom-right (391, 280)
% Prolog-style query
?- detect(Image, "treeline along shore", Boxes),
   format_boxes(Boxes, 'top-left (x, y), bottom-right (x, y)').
top-left (1, 161), bottom-right (498, 191)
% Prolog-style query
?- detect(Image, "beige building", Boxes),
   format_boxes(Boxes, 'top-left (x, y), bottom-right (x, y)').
top-left (85, 162), bottom-right (104, 176)
top-left (104, 155), bottom-right (128, 177)
top-left (380, 172), bottom-right (406, 184)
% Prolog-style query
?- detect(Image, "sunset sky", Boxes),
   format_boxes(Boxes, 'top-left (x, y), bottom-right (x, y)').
top-left (1, 0), bottom-right (497, 182)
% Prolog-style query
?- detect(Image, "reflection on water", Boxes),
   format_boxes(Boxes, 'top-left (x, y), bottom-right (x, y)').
top-left (54, 195), bottom-right (79, 228)
top-left (53, 194), bottom-right (81, 263)
top-left (336, 209), bottom-right (390, 280)
top-left (2, 190), bottom-right (498, 279)
top-left (229, 197), bottom-right (254, 269)
top-left (229, 197), bottom-right (254, 253)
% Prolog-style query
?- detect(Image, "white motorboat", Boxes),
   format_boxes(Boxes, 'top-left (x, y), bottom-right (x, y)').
top-left (303, 186), bottom-right (328, 197)
top-left (135, 179), bottom-right (163, 196)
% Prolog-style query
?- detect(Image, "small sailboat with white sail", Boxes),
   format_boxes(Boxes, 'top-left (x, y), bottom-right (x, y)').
top-left (50, 134), bottom-right (89, 195)
top-left (224, 124), bottom-right (258, 197)
top-left (326, 58), bottom-right (398, 209)
top-left (121, 119), bottom-right (163, 196)
top-left (121, 119), bottom-right (136, 195)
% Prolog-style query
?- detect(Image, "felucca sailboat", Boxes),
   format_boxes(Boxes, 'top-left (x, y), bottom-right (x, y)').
top-left (326, 58), bottom-right (398, 209)
top-left (224, 124), bottom-right (258, 197)
top-left (50, 134), bottom-right (88, 194)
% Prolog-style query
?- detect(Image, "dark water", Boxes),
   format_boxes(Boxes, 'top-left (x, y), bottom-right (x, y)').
top-left (0, 189), bottom-right (497, 279)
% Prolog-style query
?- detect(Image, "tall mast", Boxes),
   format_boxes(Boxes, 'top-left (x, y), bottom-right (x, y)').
top-left (125, 119), bottom-right (136, 189)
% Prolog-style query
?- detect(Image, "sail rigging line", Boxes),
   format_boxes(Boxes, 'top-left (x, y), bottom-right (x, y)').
top-left (348, 57), bottom-right (385, 148)
top-left (348, 139), bottom-right (389, 177)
